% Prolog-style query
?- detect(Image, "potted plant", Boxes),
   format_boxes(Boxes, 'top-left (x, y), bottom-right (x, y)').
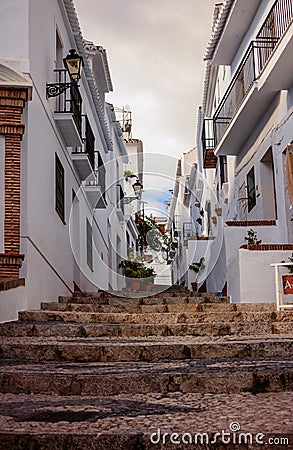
top-left (281, 254), bottom-right (293, 295)
top-left (141, 266), bottom-right (156, 292)
top-left (244, 229), bottom-right (262, 249)
top-left (119, 259), bottom-right (156, 291)
top-left (119, 259), bottom-right (143, 290)
top-left (189, 257), bottom-right (205, 292)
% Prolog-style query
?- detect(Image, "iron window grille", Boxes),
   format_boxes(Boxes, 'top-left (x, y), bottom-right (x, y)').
top-left (55, 154), bottom-right (65, 223)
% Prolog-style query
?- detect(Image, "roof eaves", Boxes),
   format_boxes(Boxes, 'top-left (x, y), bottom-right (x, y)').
top-left (62, 0), bottom-right (113, 152)
top-left (204, 0), bottom-right (234, 61)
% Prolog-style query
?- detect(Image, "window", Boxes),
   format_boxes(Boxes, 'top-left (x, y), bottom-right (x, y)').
top-left (55, 29), bottom-right (63, 72)
top-left (55, 154), bottom-right (65, 222)
top-left (219, 156), bottom-right (228, 186)
top-left (86, 218), bottom-right (93, 270)
top-left (246, 167), bottom-right (256, 212)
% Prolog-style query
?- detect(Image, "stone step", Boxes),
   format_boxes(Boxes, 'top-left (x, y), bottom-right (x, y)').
top-left (0, 391), bottom-right (292, 449)
top-left (1, 320), bottom-right (291, 338)
top-left (0, 336), bottom-right (292, 362)
top-left (17, 309), bottom-right (292, 325)
top-left (60, 294), bottom-right (230, 305)
top-left (0, 357), bottom-right (292, 396)
top-left (42, 301), bottom-right (277, 314)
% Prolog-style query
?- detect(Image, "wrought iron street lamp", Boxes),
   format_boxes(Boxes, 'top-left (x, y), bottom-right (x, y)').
top-left (63, 49), bottom-right (83, 81)
top-left (46, 49), bottom-right (83, 98)
top-left (123, 178), bottom-right (143, 204)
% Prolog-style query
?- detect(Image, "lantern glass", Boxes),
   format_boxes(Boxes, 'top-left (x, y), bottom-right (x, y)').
top-left (63, 49), bottom-right (83, 81)
top-left (133, 179), bottom-right (142, 197)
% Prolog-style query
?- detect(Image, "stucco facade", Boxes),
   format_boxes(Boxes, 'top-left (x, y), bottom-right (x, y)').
top-left (0, 0), bottom-right (141, 321)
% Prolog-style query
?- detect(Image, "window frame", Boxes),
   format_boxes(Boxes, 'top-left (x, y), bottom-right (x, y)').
top-left (55, 154), bottom-right (65, 223)
top-left (86, 218), bottom-right (93, 271)
top-left (246, 167), bottom-right (256, 212)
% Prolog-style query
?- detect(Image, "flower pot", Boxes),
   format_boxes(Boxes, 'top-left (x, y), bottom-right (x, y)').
top-left (128, 279), bottom-right (141, 291)
top-left (282, 274), bottom-right (293, 295)
top-left (144, 283), bottom-right (153, 292)
top-left (191, 282), bottom-right (198, 292)
top-left (215, 208), bottom-right (222, 216)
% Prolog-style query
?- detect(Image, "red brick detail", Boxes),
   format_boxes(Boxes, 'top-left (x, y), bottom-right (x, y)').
top-left (203, 148), bottom-right (217, 169)
top-left (0, 123), bottom-right (25, 135)
top-left (0, 87), bottom-right (29, 277)
top-left (0, 277), bottom-right (25, 291)
top-left (0, 253), bottom-right (25, 279)
top-left (226, 220), bottom-right (277, 227)
top-left (4, 134), bottom-right (21, 253)
top-left (240, 244), bottom-right (293, 251)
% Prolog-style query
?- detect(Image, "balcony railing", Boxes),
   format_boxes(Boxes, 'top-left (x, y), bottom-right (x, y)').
top-left (71, 116), bottom-right (95, 179)
top-left (202, 119), bottom-right (217, 169)
top-left (84, 115), bottom-right (95, 170)
top-left (257, 0), bottom-right (293, 41)
top-left (54, 69), bottom-right (82, 137)
top-left (117, 184), bottom-right (125, 216)
top-left (213, 0), bottom-right (293, 146)
top-left (213, 38), bottom-right (279, 145)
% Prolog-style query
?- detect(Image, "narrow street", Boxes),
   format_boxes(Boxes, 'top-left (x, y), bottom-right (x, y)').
top-left (0, 286), bottom-right (292, 448)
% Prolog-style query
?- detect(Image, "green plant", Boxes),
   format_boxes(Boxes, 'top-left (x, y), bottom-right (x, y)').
top-left (281, 253), bottom-right (293, 274)
top-left (119, 259), bottom-right (156, 279)
top-left (244, 229), bottom-right (262, 245)
top-left (189, 257), bottom-right (205, 281)
top-left (124, 170), bottom-right (136, 180)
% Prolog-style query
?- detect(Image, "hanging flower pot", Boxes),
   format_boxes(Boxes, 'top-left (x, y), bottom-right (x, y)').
top-left (215, 208), bottom-right (222, 216)
top-left (282, 274), bottom-right (293, 295)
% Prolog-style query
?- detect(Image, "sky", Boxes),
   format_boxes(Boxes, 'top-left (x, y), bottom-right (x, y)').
top-left (74, 0), bottom-right (217, 215)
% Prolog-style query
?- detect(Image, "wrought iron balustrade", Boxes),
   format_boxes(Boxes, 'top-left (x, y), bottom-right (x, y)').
top-left (117, 184), bottom-right (125, 214)
top-left (72, 115), bottom-right (95, 172)
top-left (84, 115), bottom-right (95, 171)
top-left (257, 0), bottom-right (293, 41)
top-left (202, 119), bottom-right (217, 168)
top-left (213, 38), bottom-right (279, 145)
top-left (53, 69), bottom-right (82, 137)
top-left (213, 0), bottom-right (293, 146)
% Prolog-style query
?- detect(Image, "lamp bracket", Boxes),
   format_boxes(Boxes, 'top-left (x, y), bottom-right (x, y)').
top-left (123, 196), bottom-right (139, 204)
top-left (46, 82), bottom-right (78, 98)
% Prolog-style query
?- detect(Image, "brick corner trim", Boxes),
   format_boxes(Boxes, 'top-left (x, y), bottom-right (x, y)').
top-left (0, 86), bottom-right (31, 278)
top-left (240, 244), bottom-right (293, 251)
top-left (226, 220), bottom-right (277, 227)
top-left (0, 277), bottom-right (25, 292)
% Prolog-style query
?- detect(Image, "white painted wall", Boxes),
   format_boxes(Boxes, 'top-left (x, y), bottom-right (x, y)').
top-left (0, 284), bottom-right (26, 323)
top-left (224, 224), bottom-right (284, 302)
top-left (0, 0), bottom-right (131, 321)
top-left (238, 249), bottom-right (293, 303)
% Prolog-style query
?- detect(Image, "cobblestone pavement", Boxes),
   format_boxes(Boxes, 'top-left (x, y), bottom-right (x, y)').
top-left (0, 391), bottom-right (292, 434)
top-left (0, 288), bottom-right (292, 449)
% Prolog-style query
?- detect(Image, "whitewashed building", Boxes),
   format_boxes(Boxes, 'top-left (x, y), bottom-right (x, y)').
top-left (170, 0), bottom-right (293, 302)
top-left (0, 0), bottom-right (141, 322)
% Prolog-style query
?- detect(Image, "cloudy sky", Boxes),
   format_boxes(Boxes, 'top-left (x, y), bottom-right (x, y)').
top-left (74, 0), bottom-right (217, 214)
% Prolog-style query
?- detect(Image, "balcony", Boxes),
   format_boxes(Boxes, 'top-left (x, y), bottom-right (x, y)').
top-left (72, 115), bottom-right (95, 180)
top-left (84, 171), bottom-right (106, 209)
top-left (53, 69), bottom-right (83, 147)
top-left (202, 119), bottom-right (217, 169)
top-left (116, 184), bottom-right (125, 221)
top-left (213, 0), bottom-right (293, 155)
